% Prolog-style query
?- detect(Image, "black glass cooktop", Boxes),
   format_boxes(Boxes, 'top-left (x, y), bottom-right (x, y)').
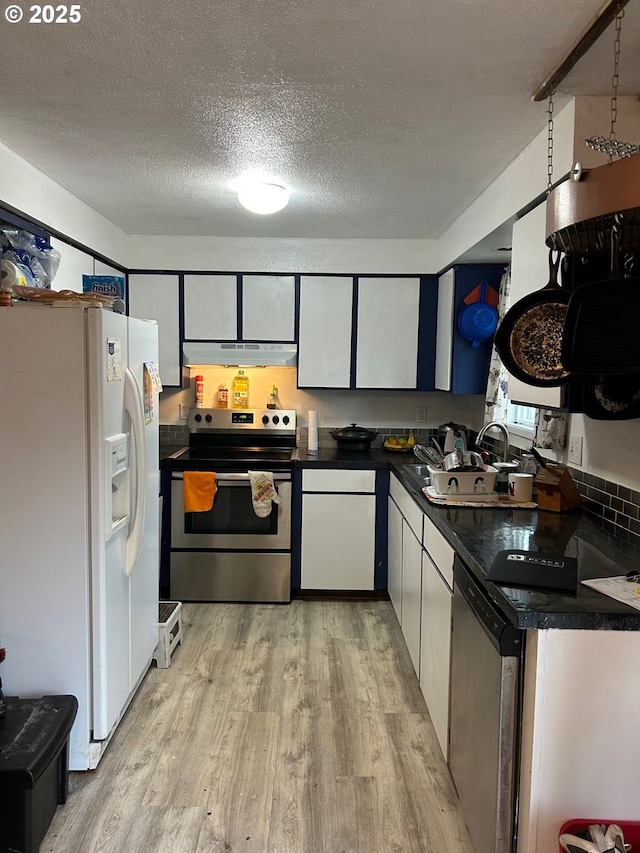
top-left (186, 447), bottom-right (293, 462)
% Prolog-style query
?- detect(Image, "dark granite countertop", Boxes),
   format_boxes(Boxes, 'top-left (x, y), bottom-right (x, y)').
top-left (159, 442), bottom-right (640, 629)
top-left (390, 462), bottom-right (640, 631)
top-left (293, 444), bottom-right (396, 468)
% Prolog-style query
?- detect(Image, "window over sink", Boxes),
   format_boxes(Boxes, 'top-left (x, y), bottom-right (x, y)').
top-left (507, 402), bottom-right (535, 439)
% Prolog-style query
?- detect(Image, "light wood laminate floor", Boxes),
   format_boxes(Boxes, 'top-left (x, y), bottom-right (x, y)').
top-left (43, 600), bottom-right (475, 853)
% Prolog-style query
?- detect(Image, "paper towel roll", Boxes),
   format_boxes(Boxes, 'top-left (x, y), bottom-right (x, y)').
top-left (308, 410), bottom-right (318, 452)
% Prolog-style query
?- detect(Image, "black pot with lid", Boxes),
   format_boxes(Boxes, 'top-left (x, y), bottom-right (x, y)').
top-left (330, 423), bottom-right (378, 453)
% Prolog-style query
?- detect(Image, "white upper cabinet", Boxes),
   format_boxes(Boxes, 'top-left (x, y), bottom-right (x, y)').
top-left (49, 238), bottom-right (94, 291)
top-left (356, 277), bottom-right (420, 388)
top-left (435, 269), bottom-right (455, 391)
top-left (183, 274), bottom-right (294, 342)
top-left (128, 274), bottom-right (180, 386)
top-left (184, 274), bottom-right (237, 340)
top-left (508, 203), bottom-right (564, 409)
top-left (242, 275), bottom-right (295, 341)
top-left (298, 275), bottom-right (424, 389)
top-left (298, 276), bottom-right (353, 388)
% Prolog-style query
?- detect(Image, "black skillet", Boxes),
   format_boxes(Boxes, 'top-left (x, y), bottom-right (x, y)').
top-left (561, 221), bottom-right (640, 375)
top-left (494, 248), bottom-right (572, 387)
top-left (576, 370), bottom-right (640, 421)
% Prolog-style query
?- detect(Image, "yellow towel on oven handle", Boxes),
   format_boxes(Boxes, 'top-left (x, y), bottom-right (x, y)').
top-left (183, 472), bottom-right (217, 512)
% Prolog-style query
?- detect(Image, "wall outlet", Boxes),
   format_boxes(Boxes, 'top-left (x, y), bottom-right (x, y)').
top-left (179, 404), bottom-right (190, 420)
top-left (568, 434), bottom-right (583, 465)
top-left (416, 407), bottom-right (427, 423)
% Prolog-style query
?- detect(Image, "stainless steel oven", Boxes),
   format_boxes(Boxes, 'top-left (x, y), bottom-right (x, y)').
top-left (171, 472), bottom-right (291, 549)
top-left (166, 408), bottom-right (296, 603)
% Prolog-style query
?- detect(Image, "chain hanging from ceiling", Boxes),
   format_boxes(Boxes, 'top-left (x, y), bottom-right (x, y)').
top-left (546, 87), bottom-right (555, 193)
top-left (584, 7), bottom-right (640, 159)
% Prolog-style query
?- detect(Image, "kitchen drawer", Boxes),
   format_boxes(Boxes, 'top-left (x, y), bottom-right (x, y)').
top-left (302, 469), bottom-right (376, 493)
top-left (423, 515), bottom-right (454, 588)
top-left (390, 473), bottom-right (423, 542)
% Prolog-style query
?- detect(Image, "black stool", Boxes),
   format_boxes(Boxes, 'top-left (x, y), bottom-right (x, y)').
top-left (0, 695), bottom-right (78, 853)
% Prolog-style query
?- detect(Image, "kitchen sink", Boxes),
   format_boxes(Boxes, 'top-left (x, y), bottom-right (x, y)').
top-left (399, 463), bottom-right (431, 489)
top-left (401, 463), bottom-right (430, 478)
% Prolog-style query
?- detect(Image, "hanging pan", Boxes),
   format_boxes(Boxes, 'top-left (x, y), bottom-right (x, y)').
top-left (576, 371), bottom-right (640, 421)
top-left (494, 248), bottom-right (572, 387)
top-left (561, 220), bottom-right (640, 375)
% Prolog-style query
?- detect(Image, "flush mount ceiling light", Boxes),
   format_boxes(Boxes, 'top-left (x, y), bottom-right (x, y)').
top-left (237, 181), bottom-right (290, 215)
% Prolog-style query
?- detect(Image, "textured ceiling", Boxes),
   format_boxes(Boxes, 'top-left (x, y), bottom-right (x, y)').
top-left (0, 0), bottom-right (638, 240)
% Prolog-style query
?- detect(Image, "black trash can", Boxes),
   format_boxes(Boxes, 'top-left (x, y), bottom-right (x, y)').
top-left (0, 694), bottom-right (78, 853)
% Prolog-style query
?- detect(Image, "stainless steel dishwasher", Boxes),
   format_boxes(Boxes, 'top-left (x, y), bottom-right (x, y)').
top-left (449, 556), bottom-right (524, 853)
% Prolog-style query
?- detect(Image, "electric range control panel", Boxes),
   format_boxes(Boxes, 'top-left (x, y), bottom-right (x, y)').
top-left (188, 408), bottom-right (296, 432)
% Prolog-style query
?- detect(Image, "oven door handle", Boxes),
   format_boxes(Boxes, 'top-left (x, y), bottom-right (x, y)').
top-left (172, 471), bottom-right (291, 483)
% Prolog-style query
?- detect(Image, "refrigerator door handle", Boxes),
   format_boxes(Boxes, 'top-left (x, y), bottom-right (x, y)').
top-left (124, 367), bottom-right (148, 577)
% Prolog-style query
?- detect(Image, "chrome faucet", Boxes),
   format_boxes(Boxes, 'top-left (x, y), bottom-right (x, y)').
top-left (475, 421), bottom-right (510, 463)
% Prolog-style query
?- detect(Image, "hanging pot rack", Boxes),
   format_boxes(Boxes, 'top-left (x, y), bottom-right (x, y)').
top-left (531, 0), bottom-right (632, 101)
top-left (538, 0), bottom-right (640, 255)
top-left (545, 155), bottom-right (640, 254)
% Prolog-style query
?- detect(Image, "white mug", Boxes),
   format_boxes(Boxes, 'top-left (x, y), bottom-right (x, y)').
top-left (508, 473), bottom-right (534, 502)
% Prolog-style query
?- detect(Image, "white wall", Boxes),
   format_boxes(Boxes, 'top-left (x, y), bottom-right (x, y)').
top-left (573, 96), bottom-right (640, 168)
top-left (0, 141), bottom-right (129, 266)
top-left (128, 234), bottom-right (439, 274)
top-left (562, 414), bottom-right (640, 492)
top-left (437, 99), bottom-right (576, 270)
top-left (437, 95), bottom-right (640, 269)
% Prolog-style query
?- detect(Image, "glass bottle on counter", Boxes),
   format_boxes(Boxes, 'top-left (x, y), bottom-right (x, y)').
top-left (521, 453), bottom-right (537, 476)
top-left (232, 370), bottom-right (249, 408)
top-left (267, 384), bottom-right (277, 409)
top-left (217, 384), bottom-right (228, 409)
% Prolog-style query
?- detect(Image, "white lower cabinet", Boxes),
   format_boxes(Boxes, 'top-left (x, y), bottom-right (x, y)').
top-left (300, 469), bottom-right (376, 590)
top-left (387, 497), bottom-right (403, 623)
top-left (419, 550), bottom-right (453, 760)
top-left (420, 514), bottom-right (454, 760)
top-left (401, 521), bottom-right (423, 676)
top-left (388, 473), bottom-right (454, 756)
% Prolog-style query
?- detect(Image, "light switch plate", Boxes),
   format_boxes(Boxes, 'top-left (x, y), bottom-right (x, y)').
top-left (416, 407), bottom-right (427, 423)
top-left (179, 404), bottom-right (190, 420)
top-left (568, 434), bottom-right (583, 465)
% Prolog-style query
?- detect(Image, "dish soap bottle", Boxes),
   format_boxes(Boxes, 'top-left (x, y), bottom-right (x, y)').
top-left (267, 384), bottom-right (278, 409)
top-left (232, 369), bottom-right (249, 408)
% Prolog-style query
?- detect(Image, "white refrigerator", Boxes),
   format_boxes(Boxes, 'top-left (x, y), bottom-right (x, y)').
top-left (0, 302), bottom-right (160, 769)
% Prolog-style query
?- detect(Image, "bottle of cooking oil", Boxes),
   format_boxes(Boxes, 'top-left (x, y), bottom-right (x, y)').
top-left (232, 369), bottom-right (249, 408)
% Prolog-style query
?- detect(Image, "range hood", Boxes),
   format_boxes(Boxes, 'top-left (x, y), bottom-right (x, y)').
top-left (183, 342), bottom-right (297, 367)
